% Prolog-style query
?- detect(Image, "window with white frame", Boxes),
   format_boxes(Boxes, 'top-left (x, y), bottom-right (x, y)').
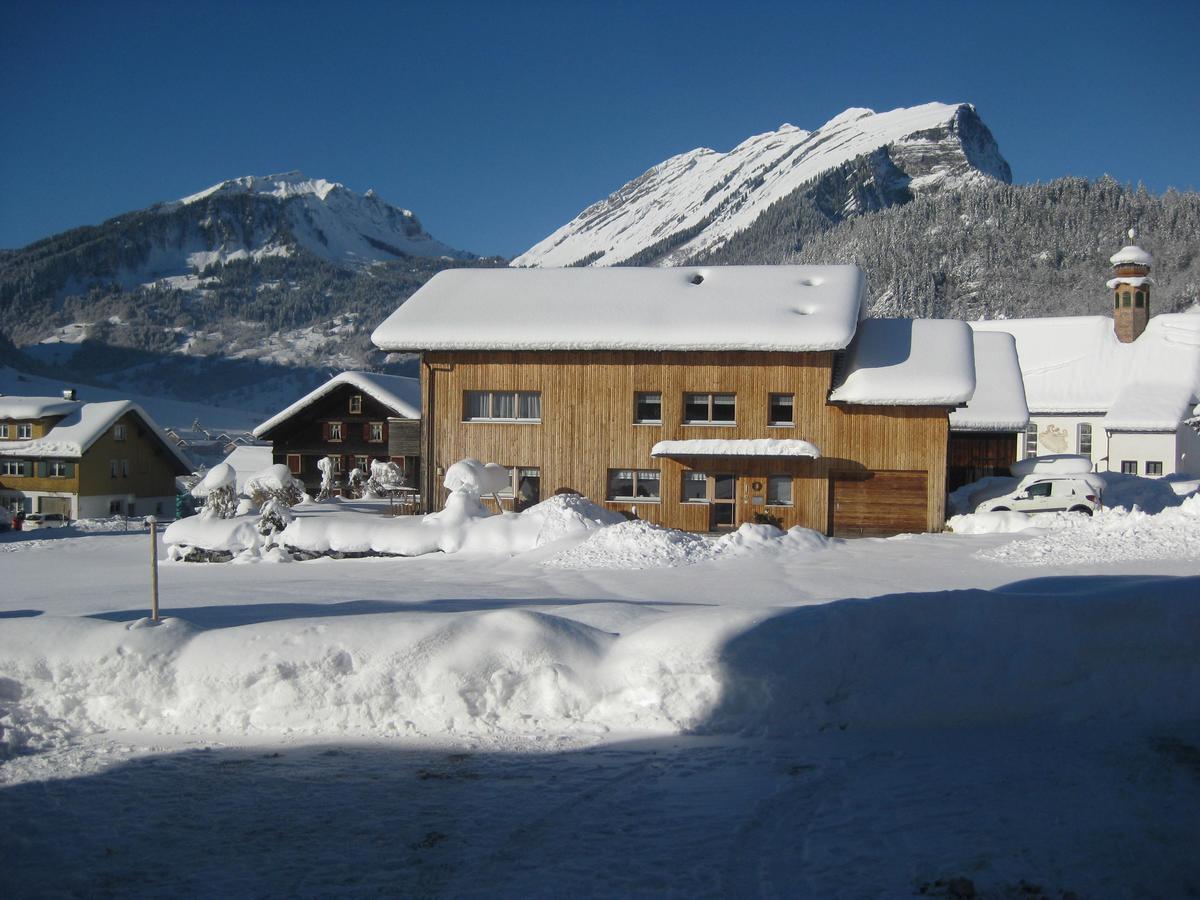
top-left (766, 475), bottom-right (793, 506)
top-left (121, 459), bottom-right (129, 477)
top-left (349, 394), bottom-right (363, 415)
top-left (110, 459), bottom-right (119, 478)
top-left (113, 424), bottom-right (127, 441)
top-left (327, 422), bottom-right (344, 442)
top-left (17, 424), bottom-right (32, 439)
top-left (463, 390), bottom-right (541, 422)
top-left (1024, 423), bottom-right (1038, 458)
top-left (634, 392), bottom-right (662, 424)
top-left (1, 460), bottom-right (27, 477)
top-left (683, 393), bottom-right (735, 425)
top-left (1076, 423), bottom-right (1092, 456)
top-left (49, 460), bottom-right (70, 478)
top-left (0, 424), bottom-right (9, 438)
top-left (1146, 461), bottom-right (1163, 476)
top-left (369, 422), bottom-right (385, 442)
top-left (606, 469), bottom-right (661, 501)
top-left (681, 471), bottom-right (708, 502)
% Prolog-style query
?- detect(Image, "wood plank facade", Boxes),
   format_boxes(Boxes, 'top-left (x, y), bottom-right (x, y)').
top-left (421, 350), bottom-right (950, 535)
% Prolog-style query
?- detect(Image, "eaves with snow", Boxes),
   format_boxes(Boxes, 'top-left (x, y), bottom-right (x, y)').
top-left (949, 331), bottom-right (1029, 432)
top-left (971, 312), bottom-right (1200, 432)
top-left (0, 397), bottom-right (193, 469)
top-left (253, 371), bottom-right (421, 439)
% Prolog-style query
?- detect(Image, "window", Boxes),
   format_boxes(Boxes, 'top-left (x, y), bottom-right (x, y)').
top-left (1114, 294), bottom-right (1120, 310)
top-left (49, 460), bottom-right (70, 478)
top-left (768, 394), bottom-right (794, 426)
top-left (1, 460), bottom-right (27, 477)
top-left (354, 455), bottom-right (369, 471)
top-left (463, 390), bottom-right (541, 422)
top-left (1122, 292), bottom-right (1132, 308)
top-left (1146, 461), bottom-right (1163, 476)
top-left (109, 499), bottom-right (123, 515)
top-left (1026, 481), bottom-right (1053, 498)
top-left (683, 393), bottom-right (735, 425)
top-left (369, 422), bottom-right (385, 442)
top-left (113, 424), bottom-right (127, 441)
top-left (0, 424), bottom-right (8, 438)
top-left (606, 469), bottom-right (661, 502)
top-left (349, 394), bottom-right (363, 414)
top-left (681, 471), bottom-right (708, 502)
top-left (1076, 423), bottom-right (1092, 456)
top-left (634, 392), bottom-right (662, 424)
top-left (17, 424), bottom-right (32, 439)
top-left (121, 459), bottom-right (129, 478)
top-left (1024, 423), bottom-right (1038, 458)
top-left (1135, 291), bottom-right (1145, 308)
top-left (766, 475), bottom-right (793, 506)
top-left (327, 422), bottom-right (344, 442)
top-left (287, 454), bottom-right (302, 475)
top-left (110, 459), bottom-right (119, 478)
top-left (331, 455), bottom-right (345, 475)
top-left (1121, 460), bottom-right (1138, 475)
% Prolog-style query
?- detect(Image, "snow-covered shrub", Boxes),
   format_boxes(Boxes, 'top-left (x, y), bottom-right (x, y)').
top-left (367, 460), bottom-right (406, 496)
top-left (245, 464), bottom-right (305, 509)
top-left (443, 458), bottom-right (510, 495)
top-left (316, 457), bottom-right (334, 501)
top-left (257, 498), bottom-right (297, 536)
top-left (345, 467), bottom-right (366, 499)
top-left (191, 463), bottom-right (238, 519)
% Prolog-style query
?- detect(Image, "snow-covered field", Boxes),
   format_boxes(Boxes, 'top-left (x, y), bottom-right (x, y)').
top-left (2, 494), bottom-right (1199, 896)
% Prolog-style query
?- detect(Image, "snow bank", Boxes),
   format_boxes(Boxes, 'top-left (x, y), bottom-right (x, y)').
top-left (4, 575), bottom-right (1197, 747)
top-left (979, 495), bottom-right (1200, 566)
top-left (544, 521), bottom-right (831, 569)
top-left (162, 515), bottom-right (266, 557)
top-left (946, 511), bottom-right (1037, 534)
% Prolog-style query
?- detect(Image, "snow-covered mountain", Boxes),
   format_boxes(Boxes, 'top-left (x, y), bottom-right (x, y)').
top-left (513, 102), bottom-right (1011, 268)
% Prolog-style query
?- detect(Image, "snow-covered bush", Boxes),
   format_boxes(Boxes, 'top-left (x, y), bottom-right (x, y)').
top-left (244, 464), bottom-right (305, 509)
top-left (345, 467), bottom-right (366, 500)
top-left (191, 463), bottom-right (238, 519)
top-left (257, 498), bottom-right (296, 536)
top-left (367, 460), bottom-right (406, 496)
top-left (316, 457), bottom-right (334, 501)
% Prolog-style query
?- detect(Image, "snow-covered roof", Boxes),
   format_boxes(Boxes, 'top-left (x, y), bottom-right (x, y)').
top-left (1106, 276), bottom-right (1153, 289)
top-left (828, 318), bottom-right (976, 406)
top-left (1110, 245), bottom-right (1153, 267)
top-left (972, 314), bottom-right (1200, 430)
top-left (253, 371), bottom-right (421, 438)
top-left (651, 439), bottom-right (821, 458)
top-left (950, 331), bottom-right (1029, 432)
top-left (370, 266), bottom-right (867, 353)
top-left (0, 395), bottom-right (81, 420)
top-left (0, 399), bottom-right (193, 469)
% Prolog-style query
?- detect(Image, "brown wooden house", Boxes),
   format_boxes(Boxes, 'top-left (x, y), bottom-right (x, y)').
top-left (0, 393), bottom-right (192, 519)
top-left (253, 372), bottom-right (421, 495)
top-left (372, 266), bottom-right (985, 536)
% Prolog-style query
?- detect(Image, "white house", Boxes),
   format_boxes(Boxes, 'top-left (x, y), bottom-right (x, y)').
top-left (973, 233), bottom-right (1200, 477)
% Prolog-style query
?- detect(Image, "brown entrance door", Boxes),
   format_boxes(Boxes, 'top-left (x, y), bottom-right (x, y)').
top-left (709, 473), bottom-right (736, 530)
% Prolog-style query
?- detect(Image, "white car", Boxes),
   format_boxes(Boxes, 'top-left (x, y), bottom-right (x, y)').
top-left (975, 477), bottom-right (1102, 516)
top-left (22, 512), bottom-right (70, 529)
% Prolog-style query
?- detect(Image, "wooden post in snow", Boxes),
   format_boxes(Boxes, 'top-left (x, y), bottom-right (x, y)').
top-left (147, 516), bottom-right (160, 623)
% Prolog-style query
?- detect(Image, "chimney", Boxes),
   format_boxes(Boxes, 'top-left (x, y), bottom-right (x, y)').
top-left (62, 389), bottom-right (77, 401)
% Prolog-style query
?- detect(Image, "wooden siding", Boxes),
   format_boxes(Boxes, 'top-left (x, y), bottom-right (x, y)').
top-left (422, 350), bottom-right (949, 534)
top-left (831, 470), bottom-right (929, 537)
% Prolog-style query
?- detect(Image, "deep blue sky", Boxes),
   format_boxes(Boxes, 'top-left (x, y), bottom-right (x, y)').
top-left (3, 0), bottom-right (1198, 257)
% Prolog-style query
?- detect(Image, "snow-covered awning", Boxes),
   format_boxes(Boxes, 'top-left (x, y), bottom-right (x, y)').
top-left (829, 318), bottom-right (976, 406)
top-left (650, 439), bottom-right (821, 458)
top-left (950, 331), bottom-right (1029, 432)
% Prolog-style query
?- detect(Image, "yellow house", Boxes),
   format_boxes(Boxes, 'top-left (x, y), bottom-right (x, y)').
top-left (0, 393), bottom-right (192, 519)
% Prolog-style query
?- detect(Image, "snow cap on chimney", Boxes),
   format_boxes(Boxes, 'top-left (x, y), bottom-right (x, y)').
top-left (62, 389), bottom-right (77, 401)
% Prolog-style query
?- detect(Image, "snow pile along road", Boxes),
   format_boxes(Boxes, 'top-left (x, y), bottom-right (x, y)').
top-left (4, 575), bottom-right (1195, 750)
top-left (978, 494), bottom-right (1200, 566)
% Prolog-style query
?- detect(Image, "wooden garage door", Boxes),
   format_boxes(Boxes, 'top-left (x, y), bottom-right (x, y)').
top-left (830, 470), bottom-right (928, 538)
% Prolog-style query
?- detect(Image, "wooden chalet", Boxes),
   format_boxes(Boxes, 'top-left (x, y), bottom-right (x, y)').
top-left (371, 266), bottom-right (985, 536)
top-left (253, 372), bottom-right (422, 495)
top-left (0, 392), bottom-right (192, 519)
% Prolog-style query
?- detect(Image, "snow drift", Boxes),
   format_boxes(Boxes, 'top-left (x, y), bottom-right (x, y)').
top-left (3, 575), bottom-right (1197, 751)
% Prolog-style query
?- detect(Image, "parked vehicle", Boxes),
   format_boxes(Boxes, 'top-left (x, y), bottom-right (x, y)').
top-left (22, 512), bottom-right (70, 529)
top-left (975, 476), bottom-right (1102, 516)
